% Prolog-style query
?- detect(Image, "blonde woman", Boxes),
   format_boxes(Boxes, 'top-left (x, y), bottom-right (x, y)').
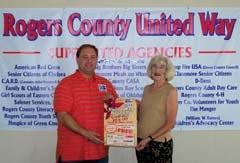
top-left (136, 55), bottom-right (178, 163)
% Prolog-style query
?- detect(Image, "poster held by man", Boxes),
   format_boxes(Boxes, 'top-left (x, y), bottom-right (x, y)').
top-left (104, 98), bottom-right (137, 147)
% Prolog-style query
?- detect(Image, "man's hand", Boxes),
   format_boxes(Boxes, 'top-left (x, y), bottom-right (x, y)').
top-left (83, 130), bottom-right (104, 144)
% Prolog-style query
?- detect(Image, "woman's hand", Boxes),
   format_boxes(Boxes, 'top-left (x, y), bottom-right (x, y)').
top-left (135, 137), bottom-right (151, 151)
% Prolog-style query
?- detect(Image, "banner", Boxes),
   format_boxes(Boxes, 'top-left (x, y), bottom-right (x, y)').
top-left (0, 8), bottom-right (239, 131)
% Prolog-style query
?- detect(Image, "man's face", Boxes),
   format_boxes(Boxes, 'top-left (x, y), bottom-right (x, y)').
top-left (77, 47), bottom-right (98, 78)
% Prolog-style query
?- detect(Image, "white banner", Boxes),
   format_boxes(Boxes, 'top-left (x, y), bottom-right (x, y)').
top-left (0, 8), bottom-right (239, 131)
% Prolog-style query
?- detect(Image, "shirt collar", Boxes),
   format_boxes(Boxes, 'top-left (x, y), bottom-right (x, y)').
top-left (75, 70), bottom-right (97, 81)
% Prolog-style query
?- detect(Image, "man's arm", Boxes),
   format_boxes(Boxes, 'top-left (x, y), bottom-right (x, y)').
top-left (56, 111), bottom-right (104, 144)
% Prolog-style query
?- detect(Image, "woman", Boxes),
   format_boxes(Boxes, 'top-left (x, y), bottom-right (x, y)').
top-left (135, 55), bottom-right (178, 163)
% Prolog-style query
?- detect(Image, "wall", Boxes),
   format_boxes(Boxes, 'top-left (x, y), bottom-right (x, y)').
top-left (1, 1), bottom-right (240, 163)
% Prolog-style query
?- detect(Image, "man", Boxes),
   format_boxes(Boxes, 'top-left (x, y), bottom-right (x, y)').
top-left (54, 44), bottom-right (118, 163)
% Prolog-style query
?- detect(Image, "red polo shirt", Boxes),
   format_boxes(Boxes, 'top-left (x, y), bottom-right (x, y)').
top-left (54, 70), bottom-right (118, 162)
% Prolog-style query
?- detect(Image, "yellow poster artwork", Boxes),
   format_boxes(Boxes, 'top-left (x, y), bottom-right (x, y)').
top-left (104, 98), bottom-right (137, 147)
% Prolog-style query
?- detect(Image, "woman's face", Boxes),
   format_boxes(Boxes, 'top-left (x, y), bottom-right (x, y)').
top-left (151, 62), bottom-right (167, 81)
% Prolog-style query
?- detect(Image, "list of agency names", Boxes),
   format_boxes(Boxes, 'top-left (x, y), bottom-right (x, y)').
top-left (1, 64), bottom-right (65, 128)
top-left (175, 63), bottom-right (239, 128)
top-left (1, 62), bottom-right (147, 129)
top-left (1, 62), bottom-right (240, 129)
top-left (96, 62), bottom-right (147, 98)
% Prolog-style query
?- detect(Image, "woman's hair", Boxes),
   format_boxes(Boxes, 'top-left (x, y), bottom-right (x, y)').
top-left (147, 55), bottom-right (175, 81)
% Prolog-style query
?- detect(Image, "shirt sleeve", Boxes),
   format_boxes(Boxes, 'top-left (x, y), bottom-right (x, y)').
top-left (107, 80), bottom-right (119, 99)
top-left (53, 79), bottom-right (73, 113)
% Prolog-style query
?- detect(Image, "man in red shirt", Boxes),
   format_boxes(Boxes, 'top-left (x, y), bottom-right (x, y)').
top-left (54, 44), bottom-right (118, 163)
